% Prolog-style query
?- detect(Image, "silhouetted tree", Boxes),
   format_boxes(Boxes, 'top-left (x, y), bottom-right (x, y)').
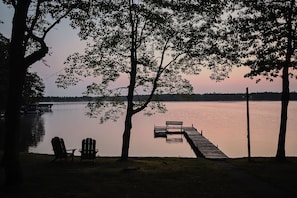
top-left (0, 34), bottom-right (45, 107)
top-left (228, 0), bottom-right (297, 160)
top-left (0, 33), bottom-right (10, 111)
top-left (2, 0), bottom-right (84, 185)
top-left (57, 0), bottom-right (231, 160)
top-left (22, 72), bottom-right (45, 105)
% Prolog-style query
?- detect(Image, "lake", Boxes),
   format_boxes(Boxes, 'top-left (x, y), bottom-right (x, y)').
top-left (1, 101), bottom-right (297, 158)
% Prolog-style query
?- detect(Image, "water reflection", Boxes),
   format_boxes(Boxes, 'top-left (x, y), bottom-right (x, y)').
top-left (0, 113), bottom-right (46, 152)
top-left (154, 134), bottom-right (184, 144)
top-left (166, 135), bottom-right (183, 144)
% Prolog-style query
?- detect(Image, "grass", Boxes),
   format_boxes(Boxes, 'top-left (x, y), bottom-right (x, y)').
top-left (229, 157), bottom-right (297, 195)
top-left (1, 153), bottom-right (297, 197)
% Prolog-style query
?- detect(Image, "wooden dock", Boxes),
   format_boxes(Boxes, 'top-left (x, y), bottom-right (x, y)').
top-left (154, 124), bottom-right (228, 160)
top-left (183, 127), bottom-right (228, 160)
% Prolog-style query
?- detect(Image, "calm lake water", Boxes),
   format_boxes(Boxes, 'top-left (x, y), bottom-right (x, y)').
top-left (1, 101), bottom-right (297, 158)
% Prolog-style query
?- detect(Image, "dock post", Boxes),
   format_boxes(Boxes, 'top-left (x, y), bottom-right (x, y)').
top-left (246, 87), bottom-right (251, 162)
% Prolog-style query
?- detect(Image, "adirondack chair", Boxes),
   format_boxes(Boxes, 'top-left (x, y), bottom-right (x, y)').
top-left (80, 138), bottom-right (98, 161)
top-left (51, 137), bottom-right (76, 161)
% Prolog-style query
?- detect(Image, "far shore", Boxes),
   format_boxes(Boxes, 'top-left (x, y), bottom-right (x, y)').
top-left (40, 92), bottom-right (297, 103)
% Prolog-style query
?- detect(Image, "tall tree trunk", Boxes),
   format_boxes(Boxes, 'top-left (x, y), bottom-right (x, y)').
top-left (121, 107), bottom-right (133, 160)
top-left (120, 68), bottom-right (136, 160)
top-left (276, 66), bottom-right (290, 160)
top-left (275, 0), bottom-right (294, 161)
top-left (120, 42), bottom-right (137, 160)
top-left (120, 0), bottom-right (137, 161)
top-left (3, 0), bottom-right (30, 185)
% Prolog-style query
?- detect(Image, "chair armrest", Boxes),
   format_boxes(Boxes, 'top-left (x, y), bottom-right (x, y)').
top-left (66, 149), bottom-right (76, 154)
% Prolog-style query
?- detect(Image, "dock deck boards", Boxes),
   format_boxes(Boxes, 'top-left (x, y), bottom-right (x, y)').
top-left (183, 127), bottom-right (228, 159)
top-left (154, 125), bottom-right (228, 160)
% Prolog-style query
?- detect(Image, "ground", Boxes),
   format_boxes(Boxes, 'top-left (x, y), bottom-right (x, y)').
top-left (0, 153), bottom-right (296, 198)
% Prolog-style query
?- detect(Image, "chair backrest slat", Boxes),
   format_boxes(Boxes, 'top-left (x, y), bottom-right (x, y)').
top-left (81, 138), bottom-right (96, 160)
top-left (51, 137), bottom-right (67, 159)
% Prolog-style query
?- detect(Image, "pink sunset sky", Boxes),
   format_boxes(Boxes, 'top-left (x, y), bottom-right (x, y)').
top-left (1, 3), bottom-right (297, 97)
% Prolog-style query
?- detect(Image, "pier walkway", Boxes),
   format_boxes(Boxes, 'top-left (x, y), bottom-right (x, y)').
top-left (154, 124), bottom-right (228, 160)
top-left (183, 127), bottom-right (228, 160)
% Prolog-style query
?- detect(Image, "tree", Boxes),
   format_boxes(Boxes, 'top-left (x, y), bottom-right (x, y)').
top-left (22, 72), bottom-right (45, 105)
top-left (0, 33), bottom-right (10, 111)
top-left (228, 0), bottom-right (297, 160)
top-left (2, 0), bottom-right (84, 185)
top-left (0, 34), bottom-right (45, 108)
top-left (57, 0), bottom-right (231, 160)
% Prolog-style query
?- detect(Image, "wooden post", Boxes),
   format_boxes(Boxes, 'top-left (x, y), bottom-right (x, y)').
top-left (246, 87), bottom-right (251, 162)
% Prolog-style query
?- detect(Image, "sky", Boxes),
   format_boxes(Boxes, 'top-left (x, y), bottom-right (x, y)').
top-left (1, 3), bottom-right (297, 97)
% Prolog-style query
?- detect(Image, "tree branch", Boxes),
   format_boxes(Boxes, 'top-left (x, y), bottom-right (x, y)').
top-left (29, 0), bottom-right (42, 34)
top-left (158, 37), bottom-right (171, 73)
top-left (133, 37), bottom-right (178, 114)
top-left (11, 0), bottom-right (16, 8)
top-left (136, 21), bottom-right (147, 49)
top-left (24, 33), bottom-right (48, 68)
top-left (23, 1), bottom-right (80, 68)
top-left (42, 3), bottom-right (78, 39)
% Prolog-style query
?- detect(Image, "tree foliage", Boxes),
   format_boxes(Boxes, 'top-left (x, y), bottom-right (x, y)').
top-left (0, 33), bottom-right (45, 107)
top-left (227, 0), bottom-right (297, 80)
top-left (3, 0), bottom-right (88, 67)
top-left (0, 33), bottom-right (10, 110)
top-left (57, 0), bottom-right (232, 159)
top-left (227, 0), bottom-right (297, 160)
top-left (22, 72), bottom-right (45, 105)
top-left (57, 0), bottom-right (231, 119)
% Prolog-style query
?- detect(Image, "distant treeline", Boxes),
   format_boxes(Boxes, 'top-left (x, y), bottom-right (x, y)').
top-left (41, 92), bottom-right (297, 102)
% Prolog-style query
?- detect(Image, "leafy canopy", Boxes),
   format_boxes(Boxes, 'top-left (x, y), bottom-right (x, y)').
top-left (227, 0), bottom-right (297, 82)
top-left (57, 0), bottom-right (232, 122)
top-left (0, 33), bottom-right (45, 106)
top-left (22, 72), bottom-right (45, 105)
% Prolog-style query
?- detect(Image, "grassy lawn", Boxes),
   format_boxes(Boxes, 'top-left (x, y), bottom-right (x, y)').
top-left (1, 153), bottom-right (297, 197)
top-left (229, 157), bottom-right (297, 196)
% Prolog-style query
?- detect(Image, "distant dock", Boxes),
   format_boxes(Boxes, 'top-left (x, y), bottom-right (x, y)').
top-left (154, 122), bottom-right (228, 160)
top-left (38, 103), bottom-right (53, 112)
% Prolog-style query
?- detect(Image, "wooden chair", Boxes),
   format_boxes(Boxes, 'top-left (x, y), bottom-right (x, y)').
top-left (80, 138), bottom-right (98, 161)
top-left (51, 137), bottom-right (76, 161)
